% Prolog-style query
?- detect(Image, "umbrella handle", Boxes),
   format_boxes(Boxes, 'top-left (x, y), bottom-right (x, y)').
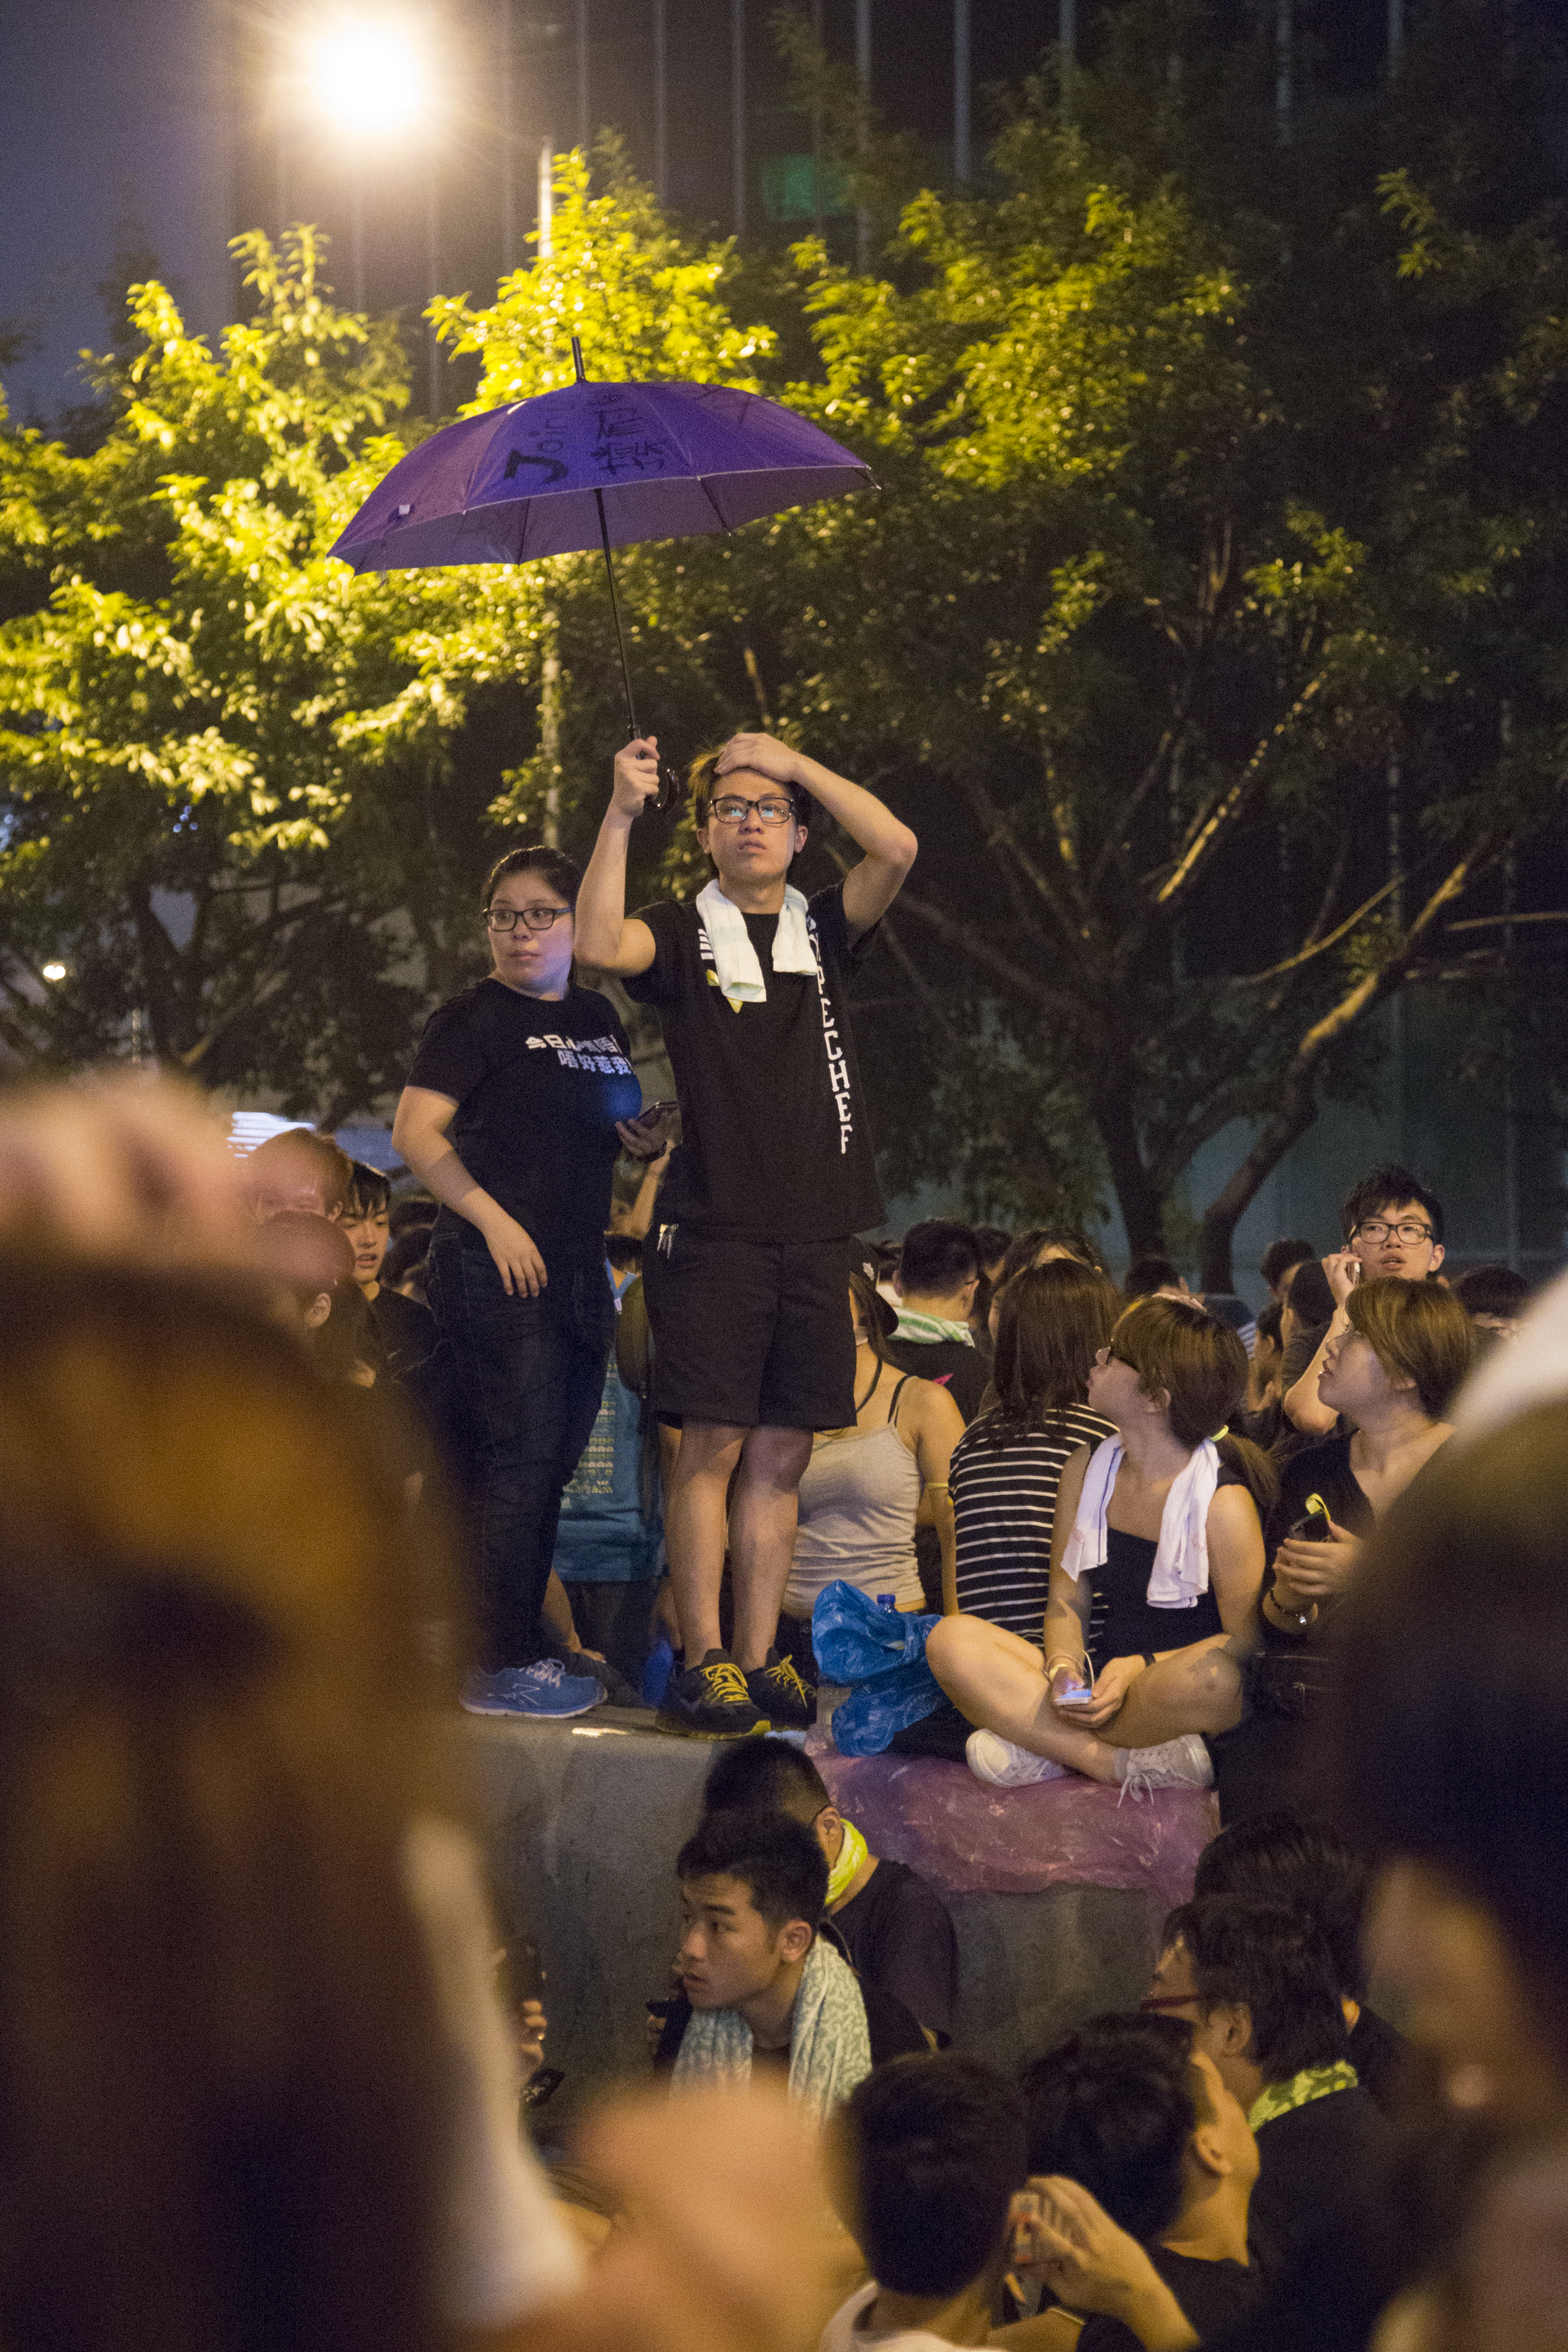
top-left (593, 487), bottom-right (672, 816)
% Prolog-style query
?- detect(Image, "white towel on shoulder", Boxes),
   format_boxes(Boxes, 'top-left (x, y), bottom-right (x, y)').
top-left (696, 878), bottom-right (817, 1009)
top-left (1060, 1435), bottom-right (1222, 1610)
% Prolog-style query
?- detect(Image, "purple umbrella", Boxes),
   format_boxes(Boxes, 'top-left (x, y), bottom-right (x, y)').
top-left (330, 337), bottom-right (874, 754)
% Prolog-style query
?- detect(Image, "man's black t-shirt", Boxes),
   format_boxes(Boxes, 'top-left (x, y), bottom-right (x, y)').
top-left (1347, 2005), bottom-right (1409, 2114)
top-left (622, 884), bottom-right (884, 1240)
top-left (406, 979), bottom-right (641, 1260)
top-left (883, 1334), bottom-right (990, 1422)
top-left (368, 1282), bottom-right (437, 1375)
top-left (1077, 2246), bottom-right (1262, 2350)
top-left (831, 1859), bottom-right (958, 2045)
top-left (1246, 2083), bottom-right (1390, 2347)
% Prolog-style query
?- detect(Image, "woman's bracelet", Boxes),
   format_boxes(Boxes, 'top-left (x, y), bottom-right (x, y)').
top-left (1045, 1653), bottom-right (1086, 1686)
top-left (1266, 1589), bottom-right (1317, 1633)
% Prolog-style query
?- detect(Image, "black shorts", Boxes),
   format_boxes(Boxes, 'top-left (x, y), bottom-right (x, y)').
top-left (642, 1227), bottom-right (856, 1431)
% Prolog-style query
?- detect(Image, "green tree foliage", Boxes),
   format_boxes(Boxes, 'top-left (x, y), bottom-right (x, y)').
top-left (0, 232), bottom-right (546, 1112)
top-left (438, 10), bottom-right (1568, 1264)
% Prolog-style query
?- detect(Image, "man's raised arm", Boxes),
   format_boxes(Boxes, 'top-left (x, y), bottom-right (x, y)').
top-left (715, 733), bottom-right (918, 939)
top-left (576, 739), bottom-right (662, 975)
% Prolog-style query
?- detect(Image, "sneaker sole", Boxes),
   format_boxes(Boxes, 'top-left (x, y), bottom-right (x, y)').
top-left (650, 1710), bottom-right (774, 1740)
top-left (461, 1693), bottom-right (603, 1719)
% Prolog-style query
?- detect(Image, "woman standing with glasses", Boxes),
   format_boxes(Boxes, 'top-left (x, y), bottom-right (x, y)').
top-left (393, 846), bottom-right (671, 1718)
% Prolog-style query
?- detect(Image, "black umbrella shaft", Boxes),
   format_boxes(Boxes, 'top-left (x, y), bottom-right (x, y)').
top-left (593, 487), bottom-right (642, 743)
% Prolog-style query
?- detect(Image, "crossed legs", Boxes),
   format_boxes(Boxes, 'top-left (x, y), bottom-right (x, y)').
top-left (924, 1615), bottom-right (1248, 1780)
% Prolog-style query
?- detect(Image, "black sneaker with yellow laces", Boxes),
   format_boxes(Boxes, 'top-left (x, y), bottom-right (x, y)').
top-left (744, 1648), bottom-right (815, 1731)
top-left (655, 1649), bottom-right (772, 1739)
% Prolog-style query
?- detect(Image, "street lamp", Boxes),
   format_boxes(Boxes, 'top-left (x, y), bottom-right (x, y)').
top-left (301, 16), bottom-right (428, 313)
top-left (41, 962), bottom-right (67, 983)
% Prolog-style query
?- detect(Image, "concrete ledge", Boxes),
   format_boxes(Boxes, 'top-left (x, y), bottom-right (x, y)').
top-left (463, 1712), bottom-right (1209, 2129)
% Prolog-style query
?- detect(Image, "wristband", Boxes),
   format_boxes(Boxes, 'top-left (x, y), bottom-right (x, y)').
top-left (1045, 1654), bottom-right (1086, 1686)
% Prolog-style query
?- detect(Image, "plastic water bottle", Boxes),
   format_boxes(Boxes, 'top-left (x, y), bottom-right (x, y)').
top-left (876, 1592), bottom-right (898, 1612)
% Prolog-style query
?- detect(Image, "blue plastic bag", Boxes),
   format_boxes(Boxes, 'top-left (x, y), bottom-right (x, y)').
top-left (811, 1581), bottom-right (945, 1756)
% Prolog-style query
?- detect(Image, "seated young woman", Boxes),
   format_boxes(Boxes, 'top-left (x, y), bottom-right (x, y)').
top-left (947, 1258), bottom-right (1122, 1635)
top-left (924, 1295), bottom-right (1274, 1795)
top-left (1207, 1273), bottom-right (1474, 1820)
top-left (777, 1269), bottom-right (966, 1684)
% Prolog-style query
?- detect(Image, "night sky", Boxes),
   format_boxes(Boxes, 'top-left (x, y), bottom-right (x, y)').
top-left (2, 0), bottom-right (1561, 422)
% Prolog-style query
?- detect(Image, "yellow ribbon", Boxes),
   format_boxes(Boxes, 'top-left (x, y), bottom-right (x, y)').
top-left (826, 1815), bottom-right (869, 1907)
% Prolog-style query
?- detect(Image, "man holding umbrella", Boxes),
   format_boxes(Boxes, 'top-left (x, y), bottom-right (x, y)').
top-left (578, 732), bottom-right (917, 1737)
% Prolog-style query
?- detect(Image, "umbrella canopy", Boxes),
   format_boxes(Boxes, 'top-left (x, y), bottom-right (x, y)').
top-left (328, 378), bottom-right (874, 575)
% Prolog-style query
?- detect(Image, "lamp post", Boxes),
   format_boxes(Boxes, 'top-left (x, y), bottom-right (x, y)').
top-left (301, 16), bottom-right (427, 318)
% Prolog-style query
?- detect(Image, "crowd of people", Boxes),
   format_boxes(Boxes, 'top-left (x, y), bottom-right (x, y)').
top-left (2, 719), bottom-right (1567, 2352)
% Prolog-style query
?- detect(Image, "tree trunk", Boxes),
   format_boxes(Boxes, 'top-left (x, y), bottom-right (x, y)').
top-left (1092, 1075), bottom-right (1165, 1259)
top-left (1198, 1064), bottom-right (1320, 1291)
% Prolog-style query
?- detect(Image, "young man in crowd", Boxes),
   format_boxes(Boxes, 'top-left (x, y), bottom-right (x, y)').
top-left (702, 1738), bottom-right (958, 2048)
top-left (1192, 1811), bottom-right (1407, 2112)
top-left (1260, 1239), bottom-right (1316, 1304)
top-left (883, 1219), bottom-right (991, 1421)
top-left (578, 731), bottom-right (917, 1737)
top-left (1018, 2012), bottom-right (1262, 2351)
top-left (244, 1127), bottom-right (353, 1222)
top-left (1145, 1894), bottom-right (1389, 2349)
top-left (341, 1161), bottom-right (437, 1375)
top-left (821, 2053), bottom-right (1028, 2351)
top-left (1284, 1164), bottom-right (1445, 1435)
top-left (652, 1809), bottom-right (926, 2110)
top-left (1453, 1262), bottom-right (1531, 1344)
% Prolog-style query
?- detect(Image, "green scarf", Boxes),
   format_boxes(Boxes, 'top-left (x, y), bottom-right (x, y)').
top-left (892, 1309), bottom-right (975, 1347)
top-left (826, 1816), bottom-right (869, 1907)
top-left (1248, 2060), bottom-right (1360, 2133)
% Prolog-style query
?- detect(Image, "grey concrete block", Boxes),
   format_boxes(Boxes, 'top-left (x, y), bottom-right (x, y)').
top-left (463, 1712), bottom-right (1162, 2131)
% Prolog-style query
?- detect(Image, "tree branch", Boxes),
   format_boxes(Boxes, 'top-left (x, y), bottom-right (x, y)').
top-left (895, 885), bottom-right (1094, 1034)
top-left (1153, 672), bottom-right (1328, 909)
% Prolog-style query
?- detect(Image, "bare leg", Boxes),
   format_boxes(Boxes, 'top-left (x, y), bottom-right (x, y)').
top-left (664, 1420), bottom-right (746, 1659)
top-left (727, 1425), bottom-right (815, 1672)
top-left (1095, 1643), bottom-right (1247, 1749)
top-left (924, 1616), bottom-right (1121, 1785)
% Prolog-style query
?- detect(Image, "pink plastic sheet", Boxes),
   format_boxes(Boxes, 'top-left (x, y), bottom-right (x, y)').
top-left (806, 1733), bottom-right (1217, 1918)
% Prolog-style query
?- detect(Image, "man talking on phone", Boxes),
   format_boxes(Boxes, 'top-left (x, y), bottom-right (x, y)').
top-left (1283, 1163), bottom-right (1446, 1437)
top-left (576, 732), bottom-right (917, 1737)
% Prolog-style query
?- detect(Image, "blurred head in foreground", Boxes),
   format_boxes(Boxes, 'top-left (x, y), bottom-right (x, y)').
top-left (0, 1253), bottom-right (459, 2352)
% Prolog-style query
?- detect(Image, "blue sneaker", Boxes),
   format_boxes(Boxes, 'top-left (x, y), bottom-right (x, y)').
top-left (461, 1661), bottom-right (603, 1718)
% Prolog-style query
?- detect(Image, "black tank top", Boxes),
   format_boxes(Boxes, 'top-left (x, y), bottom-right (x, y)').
top-left (1086, 1462), bottom-right (1243, 1667)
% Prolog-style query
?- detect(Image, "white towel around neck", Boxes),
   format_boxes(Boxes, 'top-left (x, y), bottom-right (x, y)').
top-left (696, 878), bottom-right (817, 1009)
top-left (1059, 1435), bottom-right (1222, 1609)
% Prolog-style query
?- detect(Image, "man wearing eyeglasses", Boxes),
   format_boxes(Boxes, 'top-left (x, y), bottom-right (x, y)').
top-left (577, 731), bottom-right (917, 1739)
top-left (1283, 1162), bottom-right (1446, 1437)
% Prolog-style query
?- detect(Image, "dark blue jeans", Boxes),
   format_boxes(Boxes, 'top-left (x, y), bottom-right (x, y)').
top-left (427, 1226), bottom-right (614, 1671)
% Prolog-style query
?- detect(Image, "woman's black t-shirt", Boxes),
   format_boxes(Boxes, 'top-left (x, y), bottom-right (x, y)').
top-left (1087, 1463), bottom-right (1244, 1670)
top-left (406, 977), bottom-right (641, 1260)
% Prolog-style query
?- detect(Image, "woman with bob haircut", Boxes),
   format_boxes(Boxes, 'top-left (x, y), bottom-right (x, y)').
top-left (926, 1296), bottom-right (1274, 1795)
top-left (1203, 1274), bottom-right (1472, 1820)
top-left (946, 1260), bottom-right (1120, 1630)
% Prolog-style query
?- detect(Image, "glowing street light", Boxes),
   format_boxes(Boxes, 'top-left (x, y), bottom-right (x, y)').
top-left (41, 962), bottom-right (67, 983)
top-left (305, 18), bottom-right (426, 138)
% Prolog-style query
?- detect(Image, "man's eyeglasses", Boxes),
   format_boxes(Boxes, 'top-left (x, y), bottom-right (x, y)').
top-left (483, 905), bottom-right (572, 934)
top-left (1350, 1218), bottom-right (1435, 1247)
top-left (1139, 1993), bottom-right (1204, 2013)
top-left (707, 794), bottom-right (800, 828)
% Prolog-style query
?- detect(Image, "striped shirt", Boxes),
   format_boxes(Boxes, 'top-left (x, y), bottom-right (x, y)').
top-left (950, 1404), bottom-right (1117, 1643)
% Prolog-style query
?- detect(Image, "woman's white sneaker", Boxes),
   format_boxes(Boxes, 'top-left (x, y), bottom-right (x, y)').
top-left (1115, 1733), bottom-right (1214, 1803)
top-left (966, 1729), bottom-right (1070, 1788)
